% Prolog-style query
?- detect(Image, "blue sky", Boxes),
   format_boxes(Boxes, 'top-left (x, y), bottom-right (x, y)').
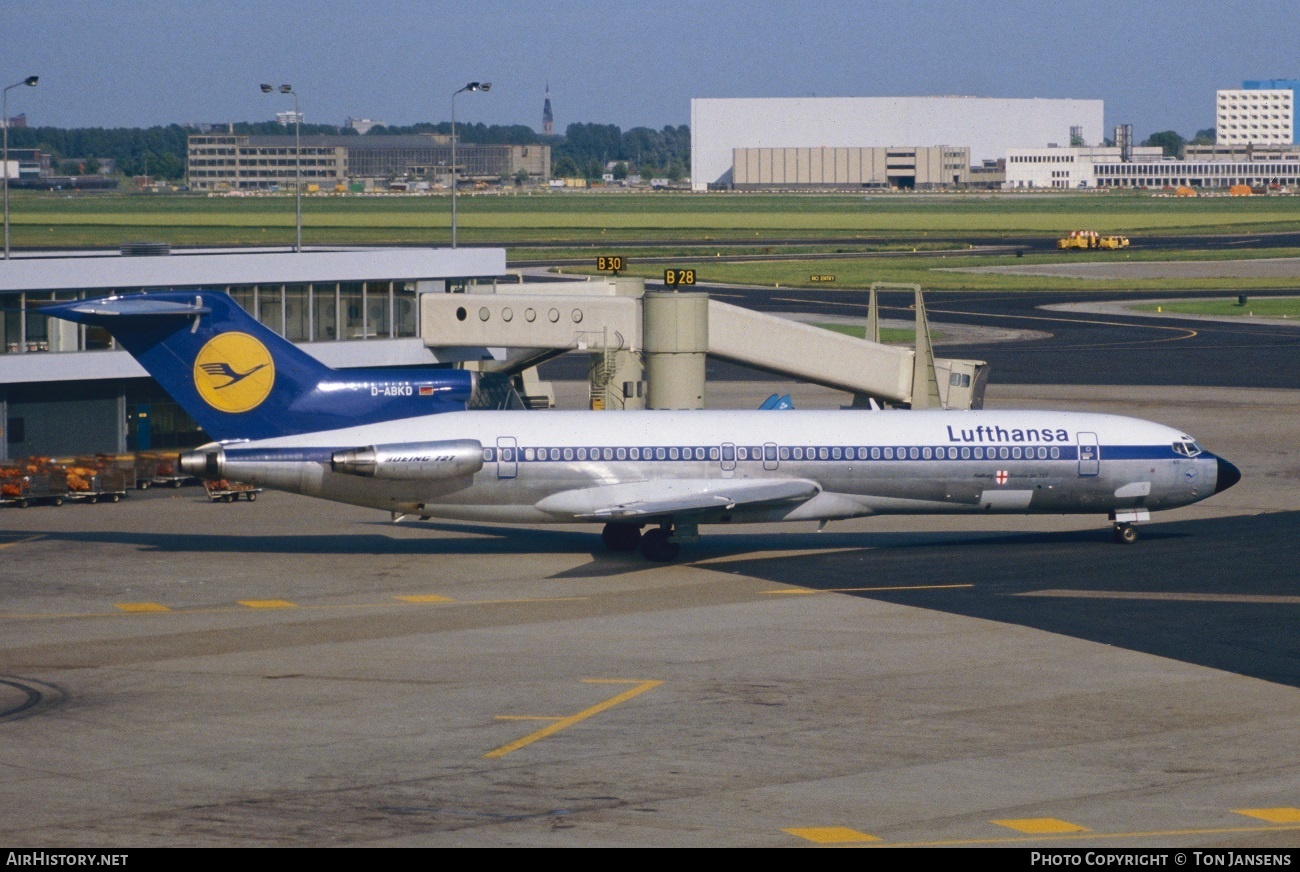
top-left (5, 0), bottom-right (1297, 139)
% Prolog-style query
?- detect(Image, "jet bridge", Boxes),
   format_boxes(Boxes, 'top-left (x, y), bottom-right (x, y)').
top-left (419, 277), bottom-right (986, 410)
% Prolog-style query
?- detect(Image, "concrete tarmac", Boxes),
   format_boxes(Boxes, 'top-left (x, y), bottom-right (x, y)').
top-left (0, 383), bottom-right (1297, 847)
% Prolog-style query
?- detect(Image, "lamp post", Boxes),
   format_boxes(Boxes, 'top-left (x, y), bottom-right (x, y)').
top-left (450, 81), bottom-right (490, 248)
top-left (261, 83), bottom-right (302, 252)
top-left (3, 75), bottom-right (38, 260)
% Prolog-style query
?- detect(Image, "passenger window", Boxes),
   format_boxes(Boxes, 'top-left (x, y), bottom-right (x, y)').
top-left (484, 448), bottom-right (494, 461)
top-left (630, 447), bottom-right (641, 460)
top-left (1050, 447), bottom-right (1060, 459)
top-left (616, 447), bottom-right (626, 460)
top-left (737, 447), bottom-right (748, 461)
top-left (961, 447), bottom-right (970, 459)
top-left (765, 445), bottom-right (777, 461)
top-left (922, 447), bottom-right (931, 460)
top-left (818, 447), bottom-right (829, 460)
top-left (603, 448), bottom-right (613, 461)
top-left (655, 448), bottom-right (666, 460)
top-left (1012, 447), bottom-right (1021, 459)
top-left (871, 447), bottom-right (881, 460)
top-left (832, 447), bottom-right (842, 460)
top-left (563, 448), bottom-right (574, 461)
top-left (908, 448), bottom-right (919, 460)
top-left (524, 448), bottom-right (534, 461)
top-left (722, 445), bottom-right (734, 461)
top-left (577, 448), bottom-right (587, 460)
top-left (550, 448), bottom-right (561, 461)
top-left (709, 447), bottom-right (719, 461)
top-left (669, 447), bottom-right (680, 460)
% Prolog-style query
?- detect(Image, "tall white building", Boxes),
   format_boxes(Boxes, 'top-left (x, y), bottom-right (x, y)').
top-left (1216, 90), bottom-right (1294, 146)
top-left (690, 97), bottom-right (1104, 190)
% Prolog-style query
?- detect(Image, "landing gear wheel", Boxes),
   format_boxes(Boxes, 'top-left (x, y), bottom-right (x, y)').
top-left (1113, 523), bottom-right (1138, 544)
top-left (639, 528), bottom-right (681, 562)
top-left (601, 522), bottom-right (642, 553)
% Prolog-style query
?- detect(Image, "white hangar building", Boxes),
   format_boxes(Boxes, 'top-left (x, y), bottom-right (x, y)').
top-left (690, 96), bottom-right (1104, 190)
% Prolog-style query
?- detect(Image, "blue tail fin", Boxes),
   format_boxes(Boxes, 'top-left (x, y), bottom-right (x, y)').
top-left (44, 291), bottom-right (475, 441)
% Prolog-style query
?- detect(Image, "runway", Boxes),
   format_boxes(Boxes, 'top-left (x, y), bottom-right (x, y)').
top-left (0, 383), bottom-right (1296, 847)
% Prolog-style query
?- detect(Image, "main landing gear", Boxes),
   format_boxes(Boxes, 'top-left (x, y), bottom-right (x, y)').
top-left (601, 521), bottom-right (681, 562)
top-left (1113, 523), bottom-right (1138, 545)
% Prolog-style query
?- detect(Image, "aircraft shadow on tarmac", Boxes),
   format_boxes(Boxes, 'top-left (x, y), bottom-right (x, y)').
top-left (712, 510), bottom-right (1300, 690)
top-left (12, 511), bottom-right (1297, 687)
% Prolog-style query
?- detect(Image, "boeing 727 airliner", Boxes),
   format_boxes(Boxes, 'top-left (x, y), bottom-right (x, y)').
top-left (46, 291), bottom-right (1240, 561)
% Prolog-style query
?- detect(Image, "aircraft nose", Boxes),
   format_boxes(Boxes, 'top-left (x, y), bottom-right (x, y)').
top-left (1214, 457), bottom-right (1241, 494)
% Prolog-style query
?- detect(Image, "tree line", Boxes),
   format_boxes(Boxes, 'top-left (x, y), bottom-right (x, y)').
top-left (5, 120), bottom-right (692, 182)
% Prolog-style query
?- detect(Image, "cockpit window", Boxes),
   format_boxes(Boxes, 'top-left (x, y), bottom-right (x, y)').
top-left (1172, 440), bottom-right (1202, 458)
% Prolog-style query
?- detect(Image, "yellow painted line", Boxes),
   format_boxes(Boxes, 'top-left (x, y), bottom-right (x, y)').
top-left (699, 547), bottom-right (864, 566)
top-left (992, 817), bottom-right (1089, 834)
top-left (114, 602), bottom-right (171, 613)
top-left (1018, 589), bottom-right (1300, 604)
top-left (784, 826), bottom-right (880, 844)
top-left (484, 679), bottom-right (662, 759)
top-left (394, 594), bottom-right (454, 603)
top-left (0, 534), bottom-right (44, 551)
top-left (850, 823), bottom-right (1300, 848)
top-left (1236, 807), bottom-right (1300, 823)
top-left (764, 583), bottom-right (973, 595)
top-left (0, 595), bottom-right (589, 621)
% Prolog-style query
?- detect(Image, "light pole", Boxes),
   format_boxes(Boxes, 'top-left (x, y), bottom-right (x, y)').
top-left (261, 83), bottom-right (302, 252)
top-left (3, 75), bottom-right (38, 260)
top-left (450, 81), bottom-right (490, 248)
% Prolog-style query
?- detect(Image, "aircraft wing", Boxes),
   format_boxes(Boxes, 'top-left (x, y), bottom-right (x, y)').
top-left (534, 478), bottom-right (820, 521)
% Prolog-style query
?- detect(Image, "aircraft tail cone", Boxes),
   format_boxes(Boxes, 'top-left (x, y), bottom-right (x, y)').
top-left (1214, 457), bottom-right (1242, 494)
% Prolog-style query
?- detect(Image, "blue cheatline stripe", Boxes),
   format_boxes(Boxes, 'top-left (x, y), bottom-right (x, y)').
top-left (481, 444), bottom-right (1184, 464)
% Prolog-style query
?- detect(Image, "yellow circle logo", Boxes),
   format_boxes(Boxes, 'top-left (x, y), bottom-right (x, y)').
top-left (193, 333), bottom-right (275, 413)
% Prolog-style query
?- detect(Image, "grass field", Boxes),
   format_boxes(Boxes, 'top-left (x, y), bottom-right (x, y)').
top-left (7, 191), bottom-right (1300, 295)
top-left (8, 190), bottom-right (1300, 250)
top-left (816, 323), bottom-right (919, 343)
top-left (1132, 298), bottom-right (1300, 317)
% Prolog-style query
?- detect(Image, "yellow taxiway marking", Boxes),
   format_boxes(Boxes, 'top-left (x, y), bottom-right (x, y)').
top-left (1019, 589), bottom-right (1300, 605)
top-left (114, 602), bottom-right (171, 613)
top-left (765, 583), bottom-right (973, 595)
top-left (699, 547), bottom-right (864, 566)
top-left (992, 817), bottom-right (1090, 834)
top-left (394, 594), bottom-right (455, 603)
top-left (848, 823), bottom-right (1300, 848)
top-left (784, 827), bottom-right (880, 844)
top-left (484, 679), bottom-right (663, 759)
top-left (1236, 807), bottom-right (1300, 823)
top-left (0, 534), bottom-right (44, 551)
top-left (0, 595), bottom-right (588, 621)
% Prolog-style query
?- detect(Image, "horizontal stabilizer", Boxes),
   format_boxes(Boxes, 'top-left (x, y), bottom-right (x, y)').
top-left (44, 298), bottom-right (211, 319)
top-left (535, 477), bottom-right (820, 521)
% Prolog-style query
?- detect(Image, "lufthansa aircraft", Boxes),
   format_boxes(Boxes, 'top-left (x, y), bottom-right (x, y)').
top-left (46, 291), bottom-right (1240, 561)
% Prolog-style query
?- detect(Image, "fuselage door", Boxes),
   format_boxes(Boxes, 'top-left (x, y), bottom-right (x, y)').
top-left (1077, 432), bottom-right (1099, 477)
top-left (763, 442), bottom-right (779, 471)
top-left (496, 436), bottom-right (518, 479)
top-left (721, 442), bottom-right (736, 472)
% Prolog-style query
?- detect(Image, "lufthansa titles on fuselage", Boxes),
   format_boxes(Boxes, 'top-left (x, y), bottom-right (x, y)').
top-left (946, 424), bottom-right (1070, 443)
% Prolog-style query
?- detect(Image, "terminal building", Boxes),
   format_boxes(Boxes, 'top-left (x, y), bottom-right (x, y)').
top-left (1004, 144), bottom-right (1300, 190)
top-left (0, 248), bottom-right (506, 459)
top-left (187, 134), bottom-right (550, 190)
top-left (690, 96), bottom-right (1104, 190)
